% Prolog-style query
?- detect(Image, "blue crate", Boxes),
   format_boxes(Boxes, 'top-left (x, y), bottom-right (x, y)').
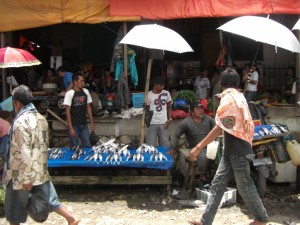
top-left (131, 93), bottom-right (145, 108)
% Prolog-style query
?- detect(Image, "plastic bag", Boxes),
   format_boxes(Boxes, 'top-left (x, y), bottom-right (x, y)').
top-left (206, 140), bottom-right (219, 160)
top-left (143, 105), bottom-right (153, 127)
top-left (26, 188), bottom-right (49, 222)
top-left (90, 131), bottom-right (99, 146)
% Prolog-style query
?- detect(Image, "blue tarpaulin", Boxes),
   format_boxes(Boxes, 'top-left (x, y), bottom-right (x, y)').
top-left (48, 146), bottom-right (173, 170)
top-left (0, 96), bottom-right (13, 112)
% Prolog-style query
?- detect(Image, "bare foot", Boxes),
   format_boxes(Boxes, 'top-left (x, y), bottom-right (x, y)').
top-left (188, 220), bottom-right (202, 225)
top-left (69, 220), bottom-right (80, 225)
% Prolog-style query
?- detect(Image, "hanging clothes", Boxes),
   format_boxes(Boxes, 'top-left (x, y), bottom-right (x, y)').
top-left (115, 48), bottom-right (138, 87)
top-left (115, 71), bottom-right (131, 109)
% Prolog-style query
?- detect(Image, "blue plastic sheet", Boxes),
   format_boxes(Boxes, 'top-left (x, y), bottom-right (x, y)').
top-left (0, 96), bottom-right (13, 112)
top-left (48, 146), bottom-right (173, 170)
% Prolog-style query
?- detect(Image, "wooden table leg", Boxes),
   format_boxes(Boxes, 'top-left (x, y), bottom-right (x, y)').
top-left (184, 162), bottom-right (192, 189)
top-left (188, 162), bottom-right (197, 195)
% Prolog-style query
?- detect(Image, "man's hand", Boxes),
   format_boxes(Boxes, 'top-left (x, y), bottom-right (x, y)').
top-left (189, 147), bottom-right (200, 161)
top-left (69, 127), bottom-right (76, 137)
top-left (22, 183), bottom-right (32, 191)
top-left (166, 148), bottom-right (176, 157)
top-left (164, 119), bottom-right (172, 129)
top-left (90, 123), bottom-right (95, 132)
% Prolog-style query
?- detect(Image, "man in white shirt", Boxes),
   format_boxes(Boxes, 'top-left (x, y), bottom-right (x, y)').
top-left (245, 63), bottom-right (259, 102)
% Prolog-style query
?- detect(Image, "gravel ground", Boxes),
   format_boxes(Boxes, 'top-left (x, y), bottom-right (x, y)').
top-left (0, 182), bottom-right (299, 225)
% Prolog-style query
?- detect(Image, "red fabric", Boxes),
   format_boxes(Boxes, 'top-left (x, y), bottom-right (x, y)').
top-left (110, 0), bottom-right (300, 19)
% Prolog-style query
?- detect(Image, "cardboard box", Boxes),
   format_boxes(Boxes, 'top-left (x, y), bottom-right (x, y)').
top-left (196, 187), bottom-right (237, 207)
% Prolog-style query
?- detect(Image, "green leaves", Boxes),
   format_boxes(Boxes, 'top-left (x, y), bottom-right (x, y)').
top-left (175, 90), bottom-right (198, 103)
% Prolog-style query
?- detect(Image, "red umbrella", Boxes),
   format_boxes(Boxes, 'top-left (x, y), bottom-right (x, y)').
top-left (0, 47), bottom-right (41, 68)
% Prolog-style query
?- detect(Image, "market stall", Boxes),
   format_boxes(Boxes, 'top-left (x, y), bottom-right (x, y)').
top-left (48, 146), bottom-right (173, 191)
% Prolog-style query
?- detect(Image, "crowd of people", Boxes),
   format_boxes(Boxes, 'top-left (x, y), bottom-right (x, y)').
top-left (0, 62), bottom-right (297, 224)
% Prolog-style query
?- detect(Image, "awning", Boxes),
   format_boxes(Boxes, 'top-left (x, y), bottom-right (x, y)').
top-left (110, 0), bottom-right (300, 19)
top-left (0, 0), bottom-right (140, 32)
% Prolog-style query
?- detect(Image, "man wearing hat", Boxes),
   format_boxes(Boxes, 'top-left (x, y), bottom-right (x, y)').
top-left (167, 101), bottom-right (215, 183)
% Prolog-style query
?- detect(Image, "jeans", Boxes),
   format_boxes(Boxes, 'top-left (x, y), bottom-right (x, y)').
top-left (201, 153), bottom-right (268, 225)
top-left (0, 135), bottom-right (8, 157)
top-left (146, 124), bottom-right (169, 146)
top-left (245, 91), bottom-right (257, 102)
top-left (69, 124), bottom-right (91, 148)
top-left (5, 180), bottom-right (61, 224)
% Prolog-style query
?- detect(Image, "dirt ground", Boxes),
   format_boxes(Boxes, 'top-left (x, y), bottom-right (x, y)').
top-left (0, 180), bottom-right (299, 225)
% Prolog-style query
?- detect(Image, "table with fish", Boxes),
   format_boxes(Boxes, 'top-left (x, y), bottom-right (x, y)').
top-left (48, 142), bottom-right (173, 192)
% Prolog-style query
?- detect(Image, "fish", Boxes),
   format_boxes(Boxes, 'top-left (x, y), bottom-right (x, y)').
top-left (276, 124), bottom-right (288, 133)
top-left (261, 127), bottom-right (270, 135)
top-left (158, 152), bottom-right (168, 161)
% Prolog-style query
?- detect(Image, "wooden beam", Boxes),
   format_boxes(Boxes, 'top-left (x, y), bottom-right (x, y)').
top-left (51, 175), bottom-right (172, 185)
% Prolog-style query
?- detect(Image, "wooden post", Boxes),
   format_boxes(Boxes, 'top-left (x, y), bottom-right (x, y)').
top-left (296, 24), bottom-right (300, 104)
top-left (140, 58), bottom-right (152, 143)
top-left (123, 22), bottom-right (128, 78)
top-left (1, 33), bottom-right (7, 100)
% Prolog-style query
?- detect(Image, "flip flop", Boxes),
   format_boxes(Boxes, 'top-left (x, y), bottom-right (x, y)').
top-left (188, 220), bottom-right (202, 225)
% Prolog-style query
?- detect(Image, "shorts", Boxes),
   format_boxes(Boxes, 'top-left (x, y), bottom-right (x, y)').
top-left (5, 180), bottom-right (61, 223)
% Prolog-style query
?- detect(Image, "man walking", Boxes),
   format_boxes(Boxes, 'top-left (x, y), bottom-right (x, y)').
top-left (189, 69), bottom-right (268, 225)
top-left (4, 85), bottom-right (79, 225)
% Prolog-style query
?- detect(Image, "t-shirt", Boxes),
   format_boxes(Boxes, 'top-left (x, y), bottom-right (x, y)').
top-left (194, 76), bottom-right (210, 100)
top-left (147, 90), bottom-right (172, 124)
top-left (246, 71), bottom-right (258, 92)
top-left (170, 115), bottom-right (216, 149)
top-left (223, 131), bottom-right (252, 156)
top-left (63, 72), bottom-right (73, 90)
top-left (63, 88), bottom-right (92, 125)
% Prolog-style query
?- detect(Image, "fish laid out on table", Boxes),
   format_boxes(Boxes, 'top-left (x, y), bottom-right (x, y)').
top-left (47, 139), bottom-right (169, 165)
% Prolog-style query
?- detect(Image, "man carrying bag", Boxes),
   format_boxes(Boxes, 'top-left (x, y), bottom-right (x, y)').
top-left (3, 85), bottom-right (80, 225)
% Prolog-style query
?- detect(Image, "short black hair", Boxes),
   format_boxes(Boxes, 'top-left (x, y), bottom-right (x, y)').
top-left (220, 68), bottom-right (240, 89)
top-left (72, 72), bottom-right (84, 82)
top-left (190, 101), bottom-right (203, 112)
top-left (57, 66), bottom-right (66, 73)
top-left (153, 76), bottom-right (165, 85)
top-left (12, 85), bottom-right (33, 106)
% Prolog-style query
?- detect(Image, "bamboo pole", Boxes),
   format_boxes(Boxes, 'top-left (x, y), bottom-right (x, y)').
top-left (123, 22), bottom-right (128, 78)
top-left (47, 108), bottom-right (68, 127)
top-left (140, 58), bottom-right (152, 143)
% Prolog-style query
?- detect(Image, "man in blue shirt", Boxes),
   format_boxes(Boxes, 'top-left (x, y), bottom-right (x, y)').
top-left (57, 66), bottom-right (73, 91)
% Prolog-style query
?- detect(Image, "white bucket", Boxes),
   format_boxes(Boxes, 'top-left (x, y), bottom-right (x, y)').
top-left (206, 140), bottom-right (219, 160)
top-left (286, 140), bottom-right (300, 166)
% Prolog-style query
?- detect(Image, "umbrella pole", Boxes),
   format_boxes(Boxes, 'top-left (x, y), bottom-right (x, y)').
top-left (140, 58), bottom-right (152, 143)
top-left (252, 43), bottom-right (260, 64)
top-left (1, 70), bottom-right (6, 100)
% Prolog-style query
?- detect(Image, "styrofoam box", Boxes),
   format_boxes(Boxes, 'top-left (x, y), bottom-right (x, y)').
top-left (268, 160), bottom-right (297, 183)
top-left (196, 187), bottom-right (237, 207)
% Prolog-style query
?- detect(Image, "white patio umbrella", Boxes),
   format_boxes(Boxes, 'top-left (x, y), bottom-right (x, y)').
top-left (119, 24), bottom-right (193, 142)
top-left (292, 18), bottom-right (300, 30)
top-left (217, 16), bottom-right (300, 53)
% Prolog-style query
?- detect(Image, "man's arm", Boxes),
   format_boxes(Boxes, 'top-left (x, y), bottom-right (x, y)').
top-left (167, 121), bottom-right (186, 156)
top-left (190, 125), bottom-right (222, 161)
top-left (66, 82), bottom-right (74, 92)
top-left (87, 103), bottom-right (95, 132)
top-left (65, 105), bottom-right (75, 137)
top-left (164, 101), bottom-right (173, 129)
